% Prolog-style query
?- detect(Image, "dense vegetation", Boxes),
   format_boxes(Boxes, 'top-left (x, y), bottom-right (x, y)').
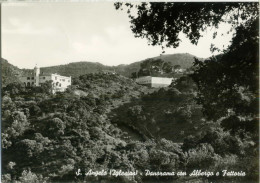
top-left (110, 76), bottom-right (203, 142)
top-left (131, 59), bottom-right (181, 78)
top-left (2, 73), bottom-right (148, 182)
top-left (116, 53), bottom-right (202, 78)
top-left (115, 2), bottom-right (259, 183)
top-left (2, 71), bottom-right (258, 183)
top-left (1, 59), bottom-right (23, 87)
top-left (1, 2), bottom-right (258, 183)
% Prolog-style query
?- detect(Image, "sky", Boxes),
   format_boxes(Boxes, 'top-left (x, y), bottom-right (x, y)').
top-left (2, 2), bottom-right (234, 69)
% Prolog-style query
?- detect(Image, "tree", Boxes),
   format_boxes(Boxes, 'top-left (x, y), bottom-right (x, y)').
top-left (47, 118), bottom-right (66, 136)
top-left (4, 111), bottom-right (30, 139)
top-left (3, 83), bottom-right (26, 96)
top-left (116, 2), bottom-right (259, 134)
top-left (191, 18), bottom-right (258, 134)
top-left (116, 4), bottom-right (259, 182)
top-left (18, 170), bottom-right (48, 183)
top-left (115, 2), bottom-right (258, 49)
top-left (174, 65), bottom-right (181, 70)
top-left (162, 61), bottom-right (173, 73)
top-left (137, 59), bottom-right (173, 77)
top-left (138, 59), bottom-right (153, 76)
top-left (131, 72), bottom-right (138, 79)
top-left (40, 80), bottom-right (53, 94)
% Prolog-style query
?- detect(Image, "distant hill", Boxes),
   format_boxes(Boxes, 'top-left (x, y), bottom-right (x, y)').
top-left (115, 53), bottom-right (204, 77)
top-left (154, 53), bottom-right (203, 68)
top-left (2, 53), bottom-right (204, 86)
top-left (1, 60), bottom-right (114, 86)
top-left (38, 53), bottom-right (202, 78)
top-left (39, 61), bottom-right (112, 78)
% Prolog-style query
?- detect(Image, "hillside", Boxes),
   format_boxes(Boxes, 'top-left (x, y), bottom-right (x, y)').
top-left (2, 53), bottom-right (203, 84)
top-left (154, 53), bottom-right (203, 68)
top-left (39, 53), bottom-right (203, 78)
top-left (1, 58), bottom-right (23, 87)
top-left (2, 73), bottom-right (182, 183)
top-left (109, 76), bottom-right (210, 142)
top-left (115, 53), bottom-right (203, 77)
top-left (2, 71), bottom-right (257, 183)
top-left (72, 73), bottom-right (151, 111)
top-left (39, 61), bottom-right (112, 78)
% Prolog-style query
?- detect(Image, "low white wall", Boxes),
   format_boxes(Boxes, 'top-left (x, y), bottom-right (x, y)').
top-left (136, 76), bottom-right (175, 88)
top-left (151, 77), bottom-right (173, 85)
top-left (136, 76), bottom-right (152, 84)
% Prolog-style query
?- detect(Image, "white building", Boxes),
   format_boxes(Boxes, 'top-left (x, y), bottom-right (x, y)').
top-left (20, 65), bottom-right (71, 93)
top-left (135, 76), bottom-right (176, 88)
top-left (174, 68), bottom-right (186, 73)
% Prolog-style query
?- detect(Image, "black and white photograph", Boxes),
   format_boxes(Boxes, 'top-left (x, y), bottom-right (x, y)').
top-left (1, 1), bottom-right (259, 183)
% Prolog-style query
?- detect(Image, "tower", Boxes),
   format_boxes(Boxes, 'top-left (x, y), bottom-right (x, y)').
top-left (34, 65), bottom-right (40, 86)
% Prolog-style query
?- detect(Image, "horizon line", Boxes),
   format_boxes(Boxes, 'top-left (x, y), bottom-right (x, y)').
top-left (3, 52), bottom-right (209, 69)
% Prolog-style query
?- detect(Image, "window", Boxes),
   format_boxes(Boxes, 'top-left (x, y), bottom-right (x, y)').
top-left (27, 77), bottom-right (30, 80)
top-left (32, 77), bottom-right (34, 80)
top-left (68, 80), bottom-right (70, 82)
top-left (43, 77), bottom-right (45, 79)
top-left (55, 77), bottom-right (57, 80)
top-left (59, 83), bottom-right (61, 87)
top-left (32, 82), bottom-right (34, 85)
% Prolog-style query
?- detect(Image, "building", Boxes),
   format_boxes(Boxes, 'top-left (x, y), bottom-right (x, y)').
top-left (135, 76), bottom-right (176, 88)
top-left (20, 65), bottom-right (71, 93)
top-left (174, 68), bottom-right (186, 73)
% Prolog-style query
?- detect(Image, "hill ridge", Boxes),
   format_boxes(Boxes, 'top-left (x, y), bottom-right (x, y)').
top-left (2, 53), bottom-right (204, 86)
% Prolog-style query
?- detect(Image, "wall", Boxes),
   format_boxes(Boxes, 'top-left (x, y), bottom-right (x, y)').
top-left (20, 76), bottom-right (35, 86)
top-left (136, 76), bottom-right (175, 88)
top-left (39, 75), bottom-right (52, 84)
top-left (151, 77), bottom-right (174, 88)
top-left (51, 74), bottom-right (71, 92)
top-left (135, 76), bottom-right (152, 85)
top-left (19, 73), bottom-right (71, 93)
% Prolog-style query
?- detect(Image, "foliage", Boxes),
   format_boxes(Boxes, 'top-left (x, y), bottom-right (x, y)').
top-left (1, 58), bottom-right (22, 87)
top-left (115, 2), bottom-right (258, 182)
top-left (2, 2), bottom-right (259, 182)
top-left (2, 70), bottom-right (258, 183)
top-left (115, 2), bottom-right (258, 49)
top-left (191, 17), bottom-right (259, 135)
top-left (110, 77), bottom-right (204, 142)
top-left (2, 73), bottom-right (155, 182)
top-left (137, 59), bottom-right (174, 77)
